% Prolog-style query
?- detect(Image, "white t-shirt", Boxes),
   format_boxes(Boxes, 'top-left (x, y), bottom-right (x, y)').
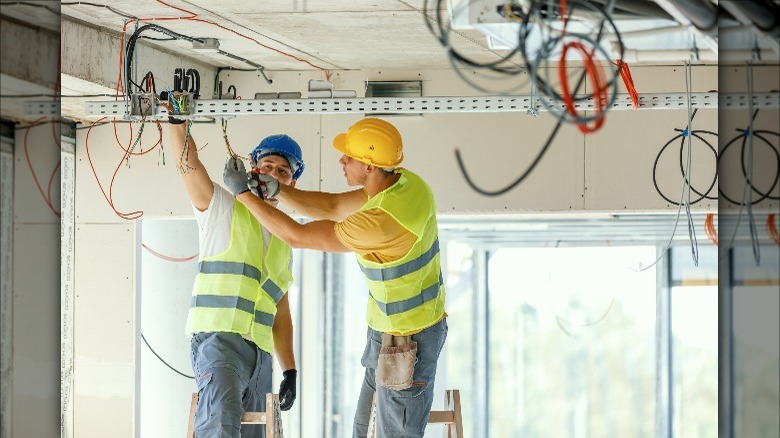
top-left (192, 183), bottom-right (272, 258)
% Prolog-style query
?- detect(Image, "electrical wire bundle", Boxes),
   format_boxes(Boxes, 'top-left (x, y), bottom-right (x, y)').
top-left (652, 108), bottom-right (719, 207)
top-left (717, 109), bottom-right (779, 208)
top-left (422, 0), bottom-right (529, 95)
top-left (446, 0), bottom-right (626, 196)
top-left (517, 0), bottom-right (625, 133)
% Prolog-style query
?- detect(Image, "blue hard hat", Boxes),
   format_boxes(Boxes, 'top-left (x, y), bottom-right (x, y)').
top-left (250, 134), bottom-right (305, 180)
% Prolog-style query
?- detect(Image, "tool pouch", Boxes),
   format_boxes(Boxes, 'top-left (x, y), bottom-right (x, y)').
top-left (376, 333), bottom-right (417, 391)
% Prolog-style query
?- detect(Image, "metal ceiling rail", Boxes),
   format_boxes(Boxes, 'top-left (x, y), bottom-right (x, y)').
top-left (24, 92), bottom-right (779, 118)
top-left (76, 92), bottom-right (725, 118)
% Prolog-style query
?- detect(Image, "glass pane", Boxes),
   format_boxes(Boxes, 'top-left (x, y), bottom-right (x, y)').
top-left (326, 254), bottom-right (368, 438)
top-left (441, 241), bottom-right (477, 437)
top-left (671, 245), bottom-right (718, 438)
top-left (732, 245), bottom-right (780, 437)
top-left (487, 246), bottom-right (657, 437)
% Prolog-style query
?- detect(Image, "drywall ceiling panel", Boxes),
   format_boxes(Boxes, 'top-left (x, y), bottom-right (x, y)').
top-left (584, 108), bottom-right (719, 211)
top-left (73, 223), bottom-right (135, 436)
top-left (318, 110), bottom-right (585, 213)
top-left (718, 65), bottom-right (779, 212)
top-left (584, 64), bottom-right (720, 212)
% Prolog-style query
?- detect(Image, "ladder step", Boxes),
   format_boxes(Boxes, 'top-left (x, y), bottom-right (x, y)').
top-left (427, 410), bottom-right (455, 424)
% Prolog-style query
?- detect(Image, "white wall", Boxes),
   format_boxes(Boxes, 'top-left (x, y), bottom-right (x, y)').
top-left (70, 65), bottom-right (729, 436)
top-left (139, 219), bottom-right (199, 438)
top-left (11, 121), bottom-right (61, 438)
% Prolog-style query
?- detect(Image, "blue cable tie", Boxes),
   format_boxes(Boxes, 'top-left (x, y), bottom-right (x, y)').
top-left (743, 128), bottom-right (751, 137)
top-left (682, 128), bottom-right (689, 137)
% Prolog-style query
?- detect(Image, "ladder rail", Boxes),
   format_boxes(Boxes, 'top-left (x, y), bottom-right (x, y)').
top-left (186, 392), bottom-right (282, 438)
top-left (368, 389), bottom-right (463, 438)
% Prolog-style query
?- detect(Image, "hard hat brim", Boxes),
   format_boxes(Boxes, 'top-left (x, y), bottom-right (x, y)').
top-left (333, 132), bottom-right (349, 156)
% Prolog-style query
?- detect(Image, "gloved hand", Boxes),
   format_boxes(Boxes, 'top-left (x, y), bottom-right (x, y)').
top-left (278, 369), bottom-right (297, 411)
top-left (168, 116), bottom-right (185, 124)
top-left (223, 156), bottom-right (251, 196)
top-left (248, 172), bottom-right (280, 200)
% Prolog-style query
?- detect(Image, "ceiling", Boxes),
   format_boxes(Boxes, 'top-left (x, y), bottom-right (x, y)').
top-left (53, 0), bottom-right (722, 71)
top-left (0, 0), bottom-right (778, 124)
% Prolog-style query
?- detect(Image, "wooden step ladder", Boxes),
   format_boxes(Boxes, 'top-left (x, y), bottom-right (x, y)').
top-left (368, 389), bottom-right (464, 438)
top-left (186, 392), bottom-right (283, 438)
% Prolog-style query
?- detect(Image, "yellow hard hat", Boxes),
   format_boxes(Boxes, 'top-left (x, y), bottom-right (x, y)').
top-left (333, 118), bottom-right (404, 168)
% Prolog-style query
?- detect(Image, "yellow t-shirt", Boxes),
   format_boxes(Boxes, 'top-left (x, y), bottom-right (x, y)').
top-left (334, 202), bottom-right (447, 335)
top-left (333, 208), bottom-right (417, 264)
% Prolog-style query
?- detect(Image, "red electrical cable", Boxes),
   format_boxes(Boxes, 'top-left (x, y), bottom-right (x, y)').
top-left (767, 214), bottom-right (780, 246)
top-left (155, 0), bottom-right (197, 17)
top-left (23, 117), bottom-right (61, 218)
top-left (560, 0), bottom-right (568, 28)
top-left (141, 243), bottom-right (198, 262)
top-left (558, 41), bottom-right (609, 134)
top-left (613, 60), bottom-right (639, 109)
top-left (704, 213), bottom-right (718, 246)
top-left (85, 117), bottom-right (144, 220)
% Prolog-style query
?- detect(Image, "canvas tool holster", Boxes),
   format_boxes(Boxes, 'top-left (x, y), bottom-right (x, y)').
top-left (376, 332), bottom-right (417, 391)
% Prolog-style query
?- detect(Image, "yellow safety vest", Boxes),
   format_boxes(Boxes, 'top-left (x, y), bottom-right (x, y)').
top-left (357, 169), bottom-right (446, 335)
top-left (185, 201), bottom-right (293, 353)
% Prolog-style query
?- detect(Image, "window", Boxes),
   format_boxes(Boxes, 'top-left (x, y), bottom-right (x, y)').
top-left (320, 224), bottom-right (719, 437)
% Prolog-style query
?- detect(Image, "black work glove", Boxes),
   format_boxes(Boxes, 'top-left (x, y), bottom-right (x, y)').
top-left (223, 156), bottom-right (251, 196)
top-left (168, 116), bottom-right (185, 124)
top-left (278, 369), bottom-right (297, 411)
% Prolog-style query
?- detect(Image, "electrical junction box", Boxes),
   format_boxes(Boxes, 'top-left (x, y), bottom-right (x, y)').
top-left (167, 91), bottom-right (195, 116)
top-left (130, 93), bottom-right (157, 117)
top-left (447, 0), bottom-right (524, 50)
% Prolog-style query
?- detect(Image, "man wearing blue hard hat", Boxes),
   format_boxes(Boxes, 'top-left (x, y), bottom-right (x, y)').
top-left (169, 120), bottom-right (302, 438)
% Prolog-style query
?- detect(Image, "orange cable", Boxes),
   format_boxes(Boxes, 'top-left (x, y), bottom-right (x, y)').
top-left (704, 213), bottom-right (718, 246)
top-left (767, 214), bottom-right (780, 246)
top-left (85, 117), bottom-right (144, 220)
top-left (23, 117), bottom-right (61, 217)
top-left (612, 60), bottom-right (639, 109)
top-left (141, 243), bottom-right (198, 262)
top-left (558, 41), bottom-right (608, 134)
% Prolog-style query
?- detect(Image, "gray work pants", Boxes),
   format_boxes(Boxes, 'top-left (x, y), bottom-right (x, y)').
top-left (352, 318), bottom-right (448, 438)
top-left (190, 332), bottom-right (272, 438)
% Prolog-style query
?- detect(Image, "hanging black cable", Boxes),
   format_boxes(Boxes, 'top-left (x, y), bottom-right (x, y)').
top-left (123, 23), bottom-right (270, 99)
top-left (717, 109), bottom-right (780, 205)
top-left (61, 1), bottom-right (138, 20)
top-left (453, 0), bottom-right (617, 196)
top-left (141, 333), bottom-right (194, 379)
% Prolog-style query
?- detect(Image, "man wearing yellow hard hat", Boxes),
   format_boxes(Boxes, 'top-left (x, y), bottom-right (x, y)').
top-left (223, 117), bottom-right (448, 438)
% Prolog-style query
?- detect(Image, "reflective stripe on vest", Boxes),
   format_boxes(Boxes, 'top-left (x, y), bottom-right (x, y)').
top-left (369, 272), bottom-right (443, 316)
top-left (359, 239), bottom-right (439, 282)
top-left (198, 260), bottom-right (286, 304)
top-left (186, 201), bottom-right (293, 354)
top-left (357, 169), bottom-right (445, 334)
top-left (190, 294), bottom-right (276, 327)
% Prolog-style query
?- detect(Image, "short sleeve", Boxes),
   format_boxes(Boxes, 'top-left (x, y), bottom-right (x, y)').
top-left (334, 208), bottom-right (417, 264)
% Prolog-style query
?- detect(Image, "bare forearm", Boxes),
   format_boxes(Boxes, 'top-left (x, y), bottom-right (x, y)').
top-left (279, 185), bottom-right (366, 221)
top-left (237, 192), bottom-right (350, 252)
top-left (273, 301), bottom-right (296, 371)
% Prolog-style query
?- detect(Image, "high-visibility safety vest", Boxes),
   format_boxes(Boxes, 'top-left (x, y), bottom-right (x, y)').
top-left (357, 169), bottom-right (446, 335)
top-left (185, 201), bottom-right (293, 354)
